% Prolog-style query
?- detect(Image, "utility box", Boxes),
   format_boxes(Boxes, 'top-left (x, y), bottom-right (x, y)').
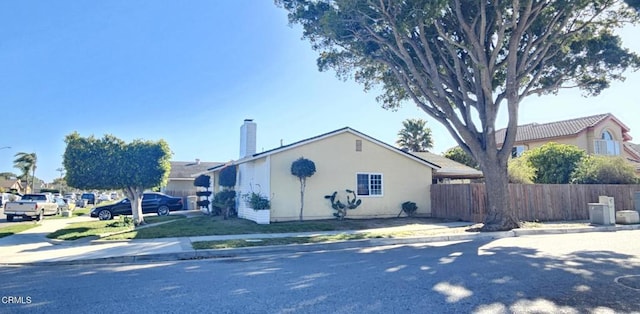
top-left (187, 196), bottom-right (198, 210)
top-left (589, 203), bottom-right (614, 225)
top-left (599, 196), bottom-right (615, 226)
top-left (616, 210), bottom-right (640, 224)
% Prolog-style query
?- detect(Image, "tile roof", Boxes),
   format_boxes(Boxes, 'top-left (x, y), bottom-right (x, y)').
top-left (496, 113), bottom-right (630, 144)
top-left (169, 161), bottom-right (223, 179)
top-left (625, 142), bottom-right (640, 160)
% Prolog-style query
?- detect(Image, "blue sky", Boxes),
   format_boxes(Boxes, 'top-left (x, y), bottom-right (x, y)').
top-left (1, 1), bottom-right (639, 183)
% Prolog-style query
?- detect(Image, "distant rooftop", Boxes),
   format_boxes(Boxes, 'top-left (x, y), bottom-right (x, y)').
top-left (496, 113), bottom-right (631, 144)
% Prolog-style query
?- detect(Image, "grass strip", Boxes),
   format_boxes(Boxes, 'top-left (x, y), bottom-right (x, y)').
top-left (0, 224), bottom-right (39, 238)
top-left (192, 233), bottom-right (377, 249)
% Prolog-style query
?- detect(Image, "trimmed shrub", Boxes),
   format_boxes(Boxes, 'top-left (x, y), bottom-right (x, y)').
top-left (571, 155), bottom-right (639, 184)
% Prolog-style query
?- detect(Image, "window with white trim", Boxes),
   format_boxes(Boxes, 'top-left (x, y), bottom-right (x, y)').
top-left (356, 173), bottom-right (383, 196)
top-left (594, 130), bottom-right (620, 156)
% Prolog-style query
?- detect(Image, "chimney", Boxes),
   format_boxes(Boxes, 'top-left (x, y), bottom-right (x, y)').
top-left (240, 119), bottom-right (257, 158)
top-left (195, 158), bottom-right (200, 165)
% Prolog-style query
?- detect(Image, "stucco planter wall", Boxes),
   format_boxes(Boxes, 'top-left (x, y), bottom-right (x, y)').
top-left (238, 206), bottom-right (270, 224)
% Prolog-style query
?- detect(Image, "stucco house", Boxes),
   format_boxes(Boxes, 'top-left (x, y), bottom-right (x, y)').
top-left (163, 160), bottom-right (222, 197)
top-left (495, 113), bottom-right (640, 174)
top-left (202, 119), bottom-right (440, 224)
top-left (0, 178), bottom-right (24, 194)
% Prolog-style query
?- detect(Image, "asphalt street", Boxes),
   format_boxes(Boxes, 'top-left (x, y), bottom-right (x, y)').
top-left (1, 230), bottom-right (639, 314)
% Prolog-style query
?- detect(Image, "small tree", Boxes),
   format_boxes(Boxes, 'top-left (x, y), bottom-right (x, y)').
top-left (194, 175), bottom-right (212, 214)
top-left (571, 156), bottom-right (639, 184)
top-left (291, 157), bottom-right (316, 221)
top-left (526, 143), bottom-right (586, 184)
top-left (63, 132), bottom-right (171, 225)
top-left (216, 165), bottom-right (237, 219)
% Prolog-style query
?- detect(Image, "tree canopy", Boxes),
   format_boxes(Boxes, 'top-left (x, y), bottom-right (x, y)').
top-left (396, 118), bottom-right (434, 152)
top-left (277, 0), bottom-right (640, 231)
top-left (571, 155), bottom-right (639, 184)
top-left (525, 143), bottom-right (586, 184)
top-left (444, 146), bottom-right (479, 169)
top-left (63, 132), bottom-right (172, 225)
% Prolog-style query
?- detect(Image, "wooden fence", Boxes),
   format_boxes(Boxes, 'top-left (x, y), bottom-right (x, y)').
top-left (431, 184), bottom-right (640, 222)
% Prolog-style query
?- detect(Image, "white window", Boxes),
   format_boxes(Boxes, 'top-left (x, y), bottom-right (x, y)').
top-left (594, 130), bottom-right (620, 156)
top-left (356, 173), bottom-right (383, 196)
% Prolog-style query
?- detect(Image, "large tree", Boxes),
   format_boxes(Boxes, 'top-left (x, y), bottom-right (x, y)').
top-left (396, 118), bottom-right (434, 152)
top-left (13, 152), bottom-right (37, 192)
top-left (277, 0), bottom-right (640, 231)
top-left (63, 133), bottom-right (171, 225)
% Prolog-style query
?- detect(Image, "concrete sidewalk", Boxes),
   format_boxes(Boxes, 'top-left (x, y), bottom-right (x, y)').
top-left (1, 214), bottom-right (639, 266)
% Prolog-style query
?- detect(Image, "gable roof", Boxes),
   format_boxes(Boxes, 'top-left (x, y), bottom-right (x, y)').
top-left (204, 127), bottom-right (440, 173)
top-left (0, 178), bottom-right (22, 190)
top-left (624, 142), bottom-right (640, 161)
top-left (169, 161), bottom-right (223, 179)
top-left (496, 113), bottom-right (632, 144)
top-left (410, 152), bottom-right (484, 179)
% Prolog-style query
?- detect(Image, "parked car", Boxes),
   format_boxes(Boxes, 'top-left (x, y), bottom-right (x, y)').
top-left (90, 192), bottom-right (183, 220)
top-left (97, 194), bottom-right (111, 204)
top-left (81, 193), bottom-right (96, 205)
top-left (54, 197), bottom-right (71, 212)
top-left (3, 193), bottom-right (59, 221)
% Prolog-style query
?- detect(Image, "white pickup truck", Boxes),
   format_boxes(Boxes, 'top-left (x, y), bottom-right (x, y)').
top-left (3, 193), bottom-right (60, 221)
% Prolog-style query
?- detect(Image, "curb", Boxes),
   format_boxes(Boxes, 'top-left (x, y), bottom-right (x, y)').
top-left (5, 224), bottom-right (640, 266)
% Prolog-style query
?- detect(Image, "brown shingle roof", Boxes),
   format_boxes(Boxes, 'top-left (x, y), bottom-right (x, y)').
top-left (411, 152), bottom-right (484, 179)
top-left (496, 113), bottom-right (630, 144)
top-left (169, 161), bottom-right (223, 179)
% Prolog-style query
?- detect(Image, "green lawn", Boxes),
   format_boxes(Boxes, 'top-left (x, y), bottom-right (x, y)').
top-left (0, 224), bottom-right (39, 238)
top-left (103, 216), bottom-right (455, 240)
top-left (105, 216), bottom-right (364, 240)
top-left (47, 215), bottom-right (185, 241)
top-left (73, 207), bottom-right (91, 216)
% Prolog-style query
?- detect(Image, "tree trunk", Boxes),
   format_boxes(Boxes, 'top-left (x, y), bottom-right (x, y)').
top-left (125, 186), bottom-right (145, 226)
top-left (480, 159), bottom-right (520, 231)
top-left (299, 178), bottom-right (305, 222)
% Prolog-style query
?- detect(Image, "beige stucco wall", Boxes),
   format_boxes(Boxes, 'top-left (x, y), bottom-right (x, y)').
top-left (264, 131), bottom-right (433, 222)
top-left (519, 134), bottom-right (588, 151)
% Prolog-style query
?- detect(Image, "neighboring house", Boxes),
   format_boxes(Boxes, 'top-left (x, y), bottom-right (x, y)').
top-left (0, 178), bottom-right (24, 194)
top-left (495, 113), bottom-right (640, 174)
top-left (163, 160), bottom-right (223, 197)
top-left (410, 152), bottom-right (483, 183)
top-left (201, 119), bottom-right (441, 224)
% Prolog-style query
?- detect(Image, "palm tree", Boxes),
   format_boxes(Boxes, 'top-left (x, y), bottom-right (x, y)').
top-left (396, 119), bottom-right (434, 152)
top-left (13, 152), bottom-right (37, 192)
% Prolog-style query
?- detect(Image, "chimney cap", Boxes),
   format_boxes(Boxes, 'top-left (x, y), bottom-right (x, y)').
top-left (244, 119), bottom-right (254, 122)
